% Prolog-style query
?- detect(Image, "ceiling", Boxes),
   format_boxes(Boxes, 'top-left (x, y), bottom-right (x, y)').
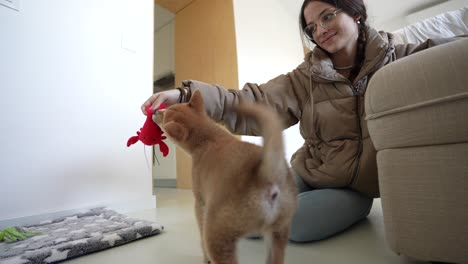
top-left (155, 0), bottom-right (451, 31)
top-left (154, 0), bottom-right (195, 13)
top-left (154, 3), bottom-right (175, 32)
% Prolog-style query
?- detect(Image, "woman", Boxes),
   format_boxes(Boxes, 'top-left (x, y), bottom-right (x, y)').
top-left (142, 0), bottom-right (457, 242)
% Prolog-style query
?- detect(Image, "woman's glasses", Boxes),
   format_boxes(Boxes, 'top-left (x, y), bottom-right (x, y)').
top-left (304, 9), bottom-right (342, 41)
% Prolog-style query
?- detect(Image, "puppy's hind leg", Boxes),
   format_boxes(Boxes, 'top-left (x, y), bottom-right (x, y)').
top-left (203, 221), bottom-right (239, 264)
top-left (265, 226), bottom-right (289, 264)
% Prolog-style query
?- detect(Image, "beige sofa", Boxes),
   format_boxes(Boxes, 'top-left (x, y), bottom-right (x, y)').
top-left (365, 38), bottom-right (468, 263)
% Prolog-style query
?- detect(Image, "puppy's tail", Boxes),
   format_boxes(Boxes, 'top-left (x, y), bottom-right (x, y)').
top-left (231, 103), bottom-right (288, 182)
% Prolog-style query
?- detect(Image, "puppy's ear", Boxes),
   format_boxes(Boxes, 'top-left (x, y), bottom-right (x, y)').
top-left (189, 90), bottom-right (204, 113)
top-left (163, 121), bottom-right (188, 142)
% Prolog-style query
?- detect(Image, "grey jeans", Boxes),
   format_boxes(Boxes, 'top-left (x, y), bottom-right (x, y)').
top-left (289, 175), bottom-right (373, 242)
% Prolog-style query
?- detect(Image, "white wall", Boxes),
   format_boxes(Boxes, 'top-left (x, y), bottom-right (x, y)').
top-left (0, 0), bottom-right (155, 221)
top-left (153, 4), bottom-right (177, 180)
top-left (233, 0), bottom-right (305, 162)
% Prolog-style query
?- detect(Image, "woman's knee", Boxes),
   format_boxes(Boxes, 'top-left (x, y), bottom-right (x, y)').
top-left (289, 189), bottom-right (373, 242)
top-left (294, 174), bottom-right (313, 194)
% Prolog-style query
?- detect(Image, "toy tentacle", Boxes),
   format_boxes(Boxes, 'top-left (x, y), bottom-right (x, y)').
top-left (127, 136), bottom-right (140, 147)
top-left (159, 141), bottom-right (169, 157)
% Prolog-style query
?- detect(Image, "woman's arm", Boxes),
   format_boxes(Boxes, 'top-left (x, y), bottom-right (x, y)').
top-left (180, 61), bottom-right (311, 136)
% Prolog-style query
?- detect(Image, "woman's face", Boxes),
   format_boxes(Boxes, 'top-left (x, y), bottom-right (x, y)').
top-left (304, 1), bottom-right (359, 54)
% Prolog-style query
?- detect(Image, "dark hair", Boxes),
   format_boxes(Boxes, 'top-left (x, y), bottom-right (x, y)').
top-left (300, 0), bottom-right (368, 81)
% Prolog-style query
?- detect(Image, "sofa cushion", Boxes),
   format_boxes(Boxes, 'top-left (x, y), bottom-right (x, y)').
top-left (377, 143), bottom-right (468, 263)
top-left (365, 38), bottom-right (468, 151)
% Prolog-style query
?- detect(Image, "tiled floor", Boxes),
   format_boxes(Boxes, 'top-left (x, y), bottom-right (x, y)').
top-left (65, 188), bottom-right (424, 264)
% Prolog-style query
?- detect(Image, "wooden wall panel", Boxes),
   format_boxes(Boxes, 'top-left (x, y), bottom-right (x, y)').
top-left (175, 0), bottom-right (238, 189)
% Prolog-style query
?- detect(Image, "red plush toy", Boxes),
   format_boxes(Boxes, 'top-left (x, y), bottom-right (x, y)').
top-left (127, 104), bottom-right (169, 157)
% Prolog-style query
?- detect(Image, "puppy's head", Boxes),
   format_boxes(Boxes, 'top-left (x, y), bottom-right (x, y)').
top-left (157, 89), bottom-right (206, 150)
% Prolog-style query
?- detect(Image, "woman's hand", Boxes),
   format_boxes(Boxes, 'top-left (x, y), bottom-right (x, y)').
top-left (141, 89), bottom-right (180, 115)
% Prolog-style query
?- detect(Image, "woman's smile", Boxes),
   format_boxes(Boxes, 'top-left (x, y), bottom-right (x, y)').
top-left (320, 32), bottom-right (338, 45)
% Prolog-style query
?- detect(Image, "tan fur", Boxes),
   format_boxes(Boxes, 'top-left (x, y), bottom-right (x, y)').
top-left (158, 90), bottom-right (297, 264)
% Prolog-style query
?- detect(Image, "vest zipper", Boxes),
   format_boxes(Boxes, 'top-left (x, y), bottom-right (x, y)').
top-left (350, 84), bottom-right (363, 186)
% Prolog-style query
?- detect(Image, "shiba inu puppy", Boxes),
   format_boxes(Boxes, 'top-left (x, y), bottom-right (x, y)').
top-left (157, 90), bottom-right (297, 264)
